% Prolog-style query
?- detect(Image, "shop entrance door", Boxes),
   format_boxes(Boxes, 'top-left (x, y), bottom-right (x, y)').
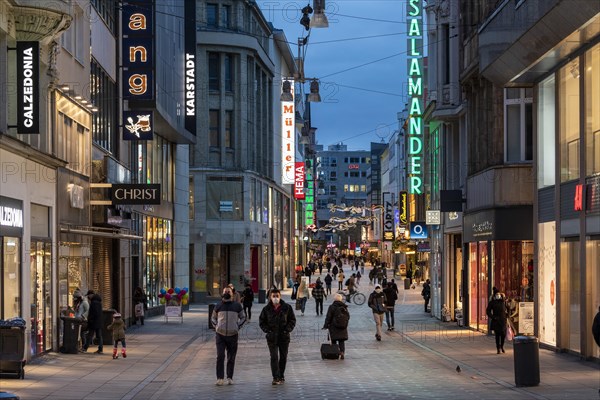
top-left (30, 241), bottom-right (52, 356)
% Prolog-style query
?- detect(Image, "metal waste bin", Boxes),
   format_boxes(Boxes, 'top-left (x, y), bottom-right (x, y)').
top-left (208, 304), bottom-right (216, 329)
top-left (61, 317), bottom-right (82, 354)
top-left (258, 289), bottom-right (266, 304)
top-left (101, 310), bottom-right (114, 346)
top-left (513, 336), bottom-right (540, 387)
top-left (404, 278), bottom-right (411, 290)
top-left (0, 325), bottom-right (26, 379)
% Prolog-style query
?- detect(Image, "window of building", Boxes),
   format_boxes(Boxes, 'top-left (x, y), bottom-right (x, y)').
top-left (331, 158), bottom-right (337, 166)
top-left (350, 171), bottom-right (359, 178)
top-left (209, 53), bottom-right (220, 91)
top-left (222, 5), bottom-right (231, 28)
top-left (91, 59), bottom-right (116, 153)
top-left (361, 171), bottom-right (367, 177)
top-left (225, 110), bottom-right (233, 148)
top-left (330, 185), bottom-right (337, 195)
top-left (2, 237), bottom-right (21, 319)
top-left (504, 88), bottom-right (533, 163)
top-left (344, 172), bottom-right (348, 177)
top-left (344, 157), bottom-right (348, 163)
top-left (538, 75), bottom-right (556, 188)
top-left (189, 176), bottom-right (195, 220)
top-left (206, 177), bottom-right (243, 220)
top-left (585, 43), bottom-right (600, 176)
top-left (207, 3), bottom-right (218, 28)
top-left (91, 0), bottom-right (115, 35)
top-left (209, 110), bottom-right (220, 147)
top-left (56, 112), bottom-right (90, 176)
top-left (559, 59), bottom-right (580, 182)
top-left (61, 6), bottom-right (85, 62)
top-left (361, 185), bottom-right (367, 192)
top-left (330, 171), bottom-right (337, 181)
top-left (225, 54), bottom-right (234, 92)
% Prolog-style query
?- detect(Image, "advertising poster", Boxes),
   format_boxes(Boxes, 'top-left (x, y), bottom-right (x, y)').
top-left (519, 302), bottom-right (534, 335)
top-left (538, 222), bottom-right (556, 345)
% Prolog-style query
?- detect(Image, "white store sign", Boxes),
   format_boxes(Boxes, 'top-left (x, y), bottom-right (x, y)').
top-left (281, 79), bottom-right (295, 184)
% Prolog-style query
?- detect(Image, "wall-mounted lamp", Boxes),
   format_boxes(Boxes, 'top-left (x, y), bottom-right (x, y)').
top-left (307, 79), bottom-right (321, 102)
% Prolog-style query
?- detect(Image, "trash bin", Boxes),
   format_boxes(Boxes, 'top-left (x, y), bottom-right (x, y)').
top-left (101, 310), bottom-right (114, 346)
top-left (208, 304), bottom-right (216, 329)
top-left (0, 323), bottom-right (26, 379)
top-left (60, 316), bottom-right (82, 354)
top-left (258, 289), bottom-right (266, 304)
top-left (513, 336), bottom-right (540, 387)
top-left (404, 278), bottom-right (411, 290)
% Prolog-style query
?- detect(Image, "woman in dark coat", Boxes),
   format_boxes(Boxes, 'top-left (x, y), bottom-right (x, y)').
top-left (486, 291), bottom-right (508, 354)
top-left (323, 293), bottom-right (350, 359)
top-left (133, 287), bottom-right (147, 325)
top-left (83, 292), bottom-right (104, 353)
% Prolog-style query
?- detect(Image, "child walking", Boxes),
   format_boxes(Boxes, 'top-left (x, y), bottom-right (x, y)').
top-left (107, 311), bottom-right (127, 359)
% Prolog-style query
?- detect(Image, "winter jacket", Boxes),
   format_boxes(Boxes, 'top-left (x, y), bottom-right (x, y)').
top-left (87, 294), bottom-right (103, 330)
top-left (332, 266), bottom-right (339, 275)
top-left (383, 286), bottom-right (398, 307)
top-left (107, 317), bottom-right (126, 341)
top-left (324, 274), bottom-right (333, 285)
top-left (311, 284), bottom-right (326, 301)
top-left (259, 300), bottom-right (296, 344)
top-left (242, 287), bottom-right (254, 306)
top-left (297, 281), bottom-right (309, 299)
top-left (133, 290), bottom-right (148, 310)
top-left (368, 291), bottom-right (387, 314)
top-left (323, 300), bottom-right (349, 341)
top-left (421, 282), bottom-right (431, 299)
top-left (74, 298), bottom-right (89, 320)
top-left (211, 299), bottom-right (246, 336)
top-left (486, 298), bottom-right (508, 334)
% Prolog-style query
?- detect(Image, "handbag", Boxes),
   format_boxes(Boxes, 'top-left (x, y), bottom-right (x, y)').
top-left (135, 302), bottom-right (144, 317)
top-left (506, 325), bottom-right (514, 341)
top-left (295, 299), bottom-right (302, 310)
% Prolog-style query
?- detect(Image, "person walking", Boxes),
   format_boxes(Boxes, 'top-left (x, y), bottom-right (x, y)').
top-left (297, 278), bottom-right (309, 316)
top-left (318, 261), bottom-right (323, 275)
top-left (304, 265), bottom-right (312, 283)
top-left (486, 290), bottom-right (508, 354)
top-left (228, 283), bottom-right (242, 303)
top-left (356, 270), bottom-right (362, 285)
top-left (323, 293), bottom-right (350, 359)
top-left (593, 305), bottom-right (600, 347)
top-left (383, 282), bottom-right (398, 331)
top-left (107, 311), bottom-right (127, 359)
top-left (332, 264), bottom-right (339, 280)
top-left (324, 273), bottom-right (333, 296)
top-left (259, 288), bottom-right (296, 385)
top-left (368, 285), bottom-right (387, 341)
top-left (337, 270), bottom-right (345, 291)
top-left (73, 290), bottom-right (89, 351)
top-left (312, 280), bottom-right (326, 316)
top-left (83, 290), bottom-right (103, 354)
top-left (421, 279), bottom-right (431, 312)
top-left (241, 283), bottom-right (254, 321)
top-left (133, 287), bottom-right (147, 325)
top-left (211, 286), bottom-right (246, 386)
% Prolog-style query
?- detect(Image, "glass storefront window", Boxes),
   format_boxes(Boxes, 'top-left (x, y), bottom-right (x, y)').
top-left (139, 215), bottom-right (173, 307)
top-left (538, 75), bottom-right (556, 188)
top-left (585, 44), bottom-right (599, 176)
top-left (587, 239), bottom-right (600, 359)
top-left (559, 59), bottom-right (581, 182)
top-left (206, 177), bottom-right (243, 220)
top-left (30, 241), bottom-right (52, 356)
top-left (2, 237), bottom-right (20, 319)
top-left (560, 240), bottom-right (580, 352)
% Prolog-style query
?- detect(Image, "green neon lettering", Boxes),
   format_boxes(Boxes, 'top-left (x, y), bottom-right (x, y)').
top-left (408, 0), bottom-right (420, 16)
top-left (409, 98), bottom-right (422, 115)
top-left (408, 18), bottom-right (421, 36)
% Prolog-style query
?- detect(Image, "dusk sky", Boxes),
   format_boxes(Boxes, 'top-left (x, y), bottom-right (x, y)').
top-left (258, 0), bottom-right (409, 151)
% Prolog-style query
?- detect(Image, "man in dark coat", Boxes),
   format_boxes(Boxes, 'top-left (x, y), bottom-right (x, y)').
top-left (323, 293), bottom-right (350, 359)
top-left (368, 285), bottom-right (387, 341)
top-left (486, 291), bottom-right (508, 354)
top-left (383, 282), bottom-right (398, 331)
top-left (83, 291), bottom-right (103, 353)
top-left (592, 306), bottom-right (600, 348)
top-left (259, 288), bottom-right (296, 385)
top-left (421, 279), bottom-right (431, 312)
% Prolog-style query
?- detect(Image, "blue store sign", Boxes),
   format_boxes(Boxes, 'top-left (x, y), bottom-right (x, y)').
top-left (409, 221), bottom-right (428, 239)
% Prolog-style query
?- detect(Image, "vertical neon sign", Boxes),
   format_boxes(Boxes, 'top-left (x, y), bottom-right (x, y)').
top-left (281, 79), bottom-right (295, 184)
top-left (407, 0), bottom-right (423, 195)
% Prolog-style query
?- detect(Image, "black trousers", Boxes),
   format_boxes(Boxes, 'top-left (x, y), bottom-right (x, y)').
top-left (494, 329), bottom-right (506, 350)
top-left (243, 304), bottom-right (252, 320)
top-left (385, 307), bottom-right (395, 327)
top-left (315, 299), bottom-right (323, 315)
top-left (424, 297), bottom-right (430, 312)
top-left (267, 339), bottom-right (290, 379)
top-left (332, 339), bottom-right (346, 354)
top-left (216, 333), bottom-right (239, 379)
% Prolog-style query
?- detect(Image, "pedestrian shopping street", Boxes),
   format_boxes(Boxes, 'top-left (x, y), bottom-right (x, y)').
top-left (1, 267), bottom-right (598, 400)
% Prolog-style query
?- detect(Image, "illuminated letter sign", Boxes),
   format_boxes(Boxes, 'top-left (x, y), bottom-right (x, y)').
top-left (0, 196), bottom-right (24, 237)
top-left (281, 79), bottom-right (295, 184)
top-left (112, 184), bottom-right (161, 205)
top-left (122, 2), bottom-right (154, 101)
top-left (184, 0), bottom-right (196, 135)
top-left (574, 184), bottom-right (583, 211)
top-left (304, 159), bottom-right (315, 226)
top-left (17, 42), bottom-right (39, 134)
top-left (399, 191), bottom-right (408, 224)
top-left (383, 192), bottom-right (395, 241)
top-left (407, 0), bottom-right (423, 195)
top-left (294, 162), bottom-right (305, 200)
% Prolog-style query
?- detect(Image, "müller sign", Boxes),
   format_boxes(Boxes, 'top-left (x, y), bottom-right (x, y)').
top-left (17, 41), bottom-right (39, 134)
top-left (112, 184), bottom-right (161, 205)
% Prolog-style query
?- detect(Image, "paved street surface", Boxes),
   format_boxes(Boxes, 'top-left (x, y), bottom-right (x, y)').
top-left (2, 265), bottom-right (599, 399)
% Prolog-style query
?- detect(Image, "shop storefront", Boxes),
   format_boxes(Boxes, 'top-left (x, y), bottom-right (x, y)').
top-left (464, 206), bottom-right (533, 333)
top-left (1, 196), bottom-right (24, 321)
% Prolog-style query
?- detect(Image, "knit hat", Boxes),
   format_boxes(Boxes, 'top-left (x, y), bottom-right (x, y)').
top-left (113, 312), bottom-right (121, 318)
top-left (86, 290), bottom-right (95, 296)
top-left (73, 289), bottom-right (82, 298)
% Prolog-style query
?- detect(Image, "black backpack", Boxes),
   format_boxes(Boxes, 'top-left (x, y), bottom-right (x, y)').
top-left (333, 307), bottom-right (350, 329)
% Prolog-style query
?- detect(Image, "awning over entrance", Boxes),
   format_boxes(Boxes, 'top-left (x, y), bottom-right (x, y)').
top-left (60, 225), bottom-right (142, 240)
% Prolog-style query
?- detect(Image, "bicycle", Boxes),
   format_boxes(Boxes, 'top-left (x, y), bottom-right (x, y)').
top-left (340, 289), bottom-right (366, 305)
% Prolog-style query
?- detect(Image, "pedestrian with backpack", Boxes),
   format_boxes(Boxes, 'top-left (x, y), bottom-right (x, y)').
top-left (323, 293), bottom-right (350, 359)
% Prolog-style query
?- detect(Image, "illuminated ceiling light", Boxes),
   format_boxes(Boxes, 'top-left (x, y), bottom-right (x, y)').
top-left (307, 79), bottom-right (321, 102)
top-left (310, 0), bottom-right (328, 28)
top-left (75, 95), bottom-right (82, 100)
top-left (91, 107), bottom-right (99, 112)
top-left (280, 80), bottom-right (293, 102)
top-left (85, 103), bottom-right (93, 108)
top-left (81, 99), bottom-right (88, 104)
top-left (61, 85), bottom-right (70, 91)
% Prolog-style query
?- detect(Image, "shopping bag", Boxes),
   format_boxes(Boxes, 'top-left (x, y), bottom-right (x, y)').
top-left (135, 303), bottom-right (144, 317)
top-left (506, 325), bottom-right (514, 341)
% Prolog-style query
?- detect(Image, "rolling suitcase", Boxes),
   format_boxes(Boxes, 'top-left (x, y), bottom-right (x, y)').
top-left (320, 334), bottom-right (340, 360)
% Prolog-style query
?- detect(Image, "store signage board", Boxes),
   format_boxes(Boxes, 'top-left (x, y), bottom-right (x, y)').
top-left (184, 0), bottom-right (196, 135)
top-left (112, 184), bottom-right (161, 205)
top-left (0, 196), bottom-right (24, 236)
top-left (17, 41), bottom-right (39, 134)
top-left (123, 111), bottom-right (153, 140)
top-left (406, 0), bottom-right (423, 195)
top-left (122, 1), bottom-right (154, 101)
top-left (409, 221), bottom-right (427, 239)
top-left (304, 159), bottom-right (314, 226)
top-left (281, 79), bottom-right (295, 184)
top-left (383, 192), bottom-right (395, 241)
top-left (294, 162), bottom-right (305, 200)
top-left (426, 210), bottom-right (440, 225)
top-left (399, 191), bottom-right (408, 224)
top-left (519, 302), bottom-right (534, 335)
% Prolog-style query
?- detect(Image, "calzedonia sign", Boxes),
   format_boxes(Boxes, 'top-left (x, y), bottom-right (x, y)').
top-left (112, 184), bottom-right (161, 205)
top-left (406, 0), bottom-right (423, 195)
top-left (17, 42), bottom-right (39, 134)
top-left (0, 196), bottom-right (24, 237)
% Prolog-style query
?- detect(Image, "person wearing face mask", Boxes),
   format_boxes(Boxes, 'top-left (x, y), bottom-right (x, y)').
top-left (486, 289), bottom-right (508, 354)
top-left (211, 287), bottom-right (246, 386)
top-left (259, 288), bottom-right (296, 385)
top-left (368, 284), bottom-right (387, 341)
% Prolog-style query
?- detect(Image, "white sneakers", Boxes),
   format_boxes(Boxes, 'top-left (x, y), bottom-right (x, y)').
top-left (216, 378), bottom-right (233, 386)
top-left (227, 378), bottom-right (234, 385)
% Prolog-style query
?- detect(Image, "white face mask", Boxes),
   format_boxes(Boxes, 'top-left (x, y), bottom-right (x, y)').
top-left (271, 297), bottom-right (280, 304)
top-left (375, 288), bottom-right (382, 293)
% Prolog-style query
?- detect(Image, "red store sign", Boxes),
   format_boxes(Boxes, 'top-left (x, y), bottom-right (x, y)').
top-left (294, 162), bottom-right (305, 200)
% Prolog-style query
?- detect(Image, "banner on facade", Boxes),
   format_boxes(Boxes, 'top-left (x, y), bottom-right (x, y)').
top-left (383, 192), bottom-right (395, 241)
top-left (17, 41), bottom-right (39, 134)
top-left (122, 1), bottom-right (154, 101)
top-left (281, 79), bottom-right (295, 184)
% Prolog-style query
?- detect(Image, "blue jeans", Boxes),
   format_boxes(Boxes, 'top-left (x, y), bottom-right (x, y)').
top-left (216, 333), bottom-right (239, 379)
top-left (300, 297), bottom-right (307, 313)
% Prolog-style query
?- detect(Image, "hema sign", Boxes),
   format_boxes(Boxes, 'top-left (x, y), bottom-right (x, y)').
top-left (17, 41), bottom-right (39, 134)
